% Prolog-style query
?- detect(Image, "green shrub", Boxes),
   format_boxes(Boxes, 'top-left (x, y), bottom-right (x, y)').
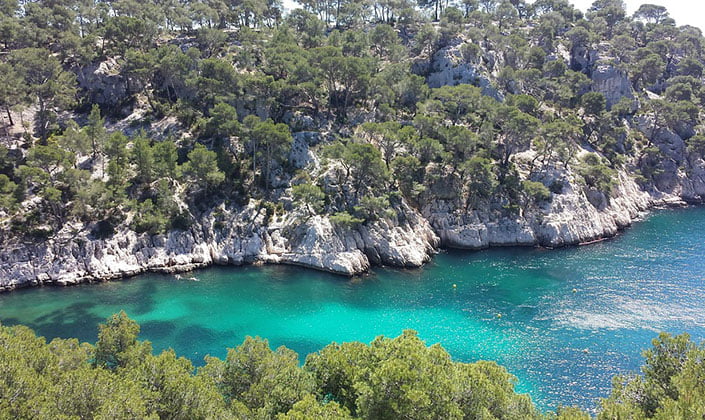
top-left (522, 180), bottom-right (552, 203)
top-left (577, 153), bottom-right (617, 194)
top-left (130, 199), bottom-right (170, 235)
top-left (329, 211), bottom-right (364, 229)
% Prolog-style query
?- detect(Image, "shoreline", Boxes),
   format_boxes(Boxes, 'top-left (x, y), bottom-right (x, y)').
top-left (1, 202), bottom-right (695, 293)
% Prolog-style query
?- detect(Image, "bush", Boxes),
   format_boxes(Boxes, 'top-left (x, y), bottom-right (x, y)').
top-left (305, 330), bottom-right (538, 419)
top-left (522, 180), bottom-right (552, 203)
top-left (91, 219), bottom-right (116, 239)
top-left (354, 195), bottom-right (396, 221)
top-left (170, 211), bottom-right (192, 231)
top-left (291, 183), bottom-right (325, 215)
top-left (686, 134), bottom-right (705, 157)
top-left (329, 211), bottom-right (364, 229)
top-left (0, 174), bottom-right (17, 211)
top-left (549, 180), bottom-right (564, 194)
top-left (130, 199), bottom-right (170, 235)
top-left (460, 43), bottom-right (481, 62)
top-left (577, 153), bottom-right (617, 194)
top-left (260, 200), bottom-right (284, 224)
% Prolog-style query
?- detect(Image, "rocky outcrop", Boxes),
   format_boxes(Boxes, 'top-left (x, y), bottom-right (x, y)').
top-left (590, 63), bottom-right (635, 110)
top-left (289, 132), bottom-right (321, 169)
top-left (0, 202), bottom-right (439, 291)
top-left (635, 116), bottom-right (705, 201)
top-left (3, 153), bottom-right (697, 291)
top-left (2, 155), bottom-right (703, 290)
top-left (423, 171), bottom-right (653, 249)
top-left (421, 39), bottom-right (504, 101)
top-left (76, 58), bottom-right (135, 110)
top-left (570, 41), bottom-right (636, 110)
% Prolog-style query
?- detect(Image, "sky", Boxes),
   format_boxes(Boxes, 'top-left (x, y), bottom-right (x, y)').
top-left (569, 0), bottom-right (705, 31)
top-left (281, 0), bottom-right (705, 31)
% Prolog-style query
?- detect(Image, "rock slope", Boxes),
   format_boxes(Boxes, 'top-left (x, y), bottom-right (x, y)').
top-left (426, 171), bottom-right (653, 250)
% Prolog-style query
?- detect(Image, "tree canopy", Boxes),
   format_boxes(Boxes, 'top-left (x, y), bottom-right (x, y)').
top-left (0, 313), bottom-right (703, 419)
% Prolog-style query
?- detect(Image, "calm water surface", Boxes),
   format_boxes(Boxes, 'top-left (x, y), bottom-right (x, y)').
top-left (2, 207), bottom-right (705, 411)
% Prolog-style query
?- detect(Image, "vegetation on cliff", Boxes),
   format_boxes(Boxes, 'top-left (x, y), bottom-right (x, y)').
top-left (0, 0), bottom-right (704, 245)
top-left (0, 312), bottom-right (702, 419)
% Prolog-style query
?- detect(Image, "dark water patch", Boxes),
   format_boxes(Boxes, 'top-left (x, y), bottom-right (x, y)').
top-left (130, 280), bottom-right (159, 315)
top-left (12, 301), bottom-right (104, 343)
top-left (140, 320), bottom-right (177, 340)
top-left (170, 324), bottom-right (239, 364)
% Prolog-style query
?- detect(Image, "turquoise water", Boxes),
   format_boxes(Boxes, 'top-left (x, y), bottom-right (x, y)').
top-left (1, 207), bottom-right (705, 411)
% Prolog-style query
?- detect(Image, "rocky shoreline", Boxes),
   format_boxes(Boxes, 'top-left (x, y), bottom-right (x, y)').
top-left (0, 166), bottom-right (699, 292)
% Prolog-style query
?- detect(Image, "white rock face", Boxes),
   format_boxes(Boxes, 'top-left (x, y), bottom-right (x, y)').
top-left (591, 63), bottom-right (635, 109)
top-left (289, 132), bottom-right (320, 169)
top-left (424, 39), bottom-right (504, 101)
top-left (0, 203), bottom-right (439, 290)
top-left (633, 116), bottom-right (705, 201)
top-left (570, 41), bottom-right (637, 110)
top-left (4, 147), bottom-right (705, 290)
top-left (1, 157), bottom-right (701, 290)
top-left (77, 58), bottom-right (134, 109)
top-left (425, 171), bottom-right (668, 250)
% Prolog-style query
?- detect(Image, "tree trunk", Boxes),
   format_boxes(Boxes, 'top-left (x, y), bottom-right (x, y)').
top-left (265, 144), bottom-right (271, 189)
top-left (252, 140), bottom-right (257, 183)
top-left (1, 115), bottom-right (9, 140)
top-left (650, 112), bottom-right (660, 143)
top-left (37, 97), bottom-right (48, 144)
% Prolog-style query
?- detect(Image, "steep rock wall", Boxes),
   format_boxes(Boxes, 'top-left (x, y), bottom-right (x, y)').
top-left (424, 171), bottom-right (654, 250)
top-left (0, 203), bottom-right (438, 290)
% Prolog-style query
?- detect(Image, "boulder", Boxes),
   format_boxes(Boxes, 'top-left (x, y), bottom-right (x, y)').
top-left (76, 57), bottom-right (134, 109)
top-left (289, 132), bottom-right (321, 169)
top-left (591, 63), bottom-right (635, 110)
top-left (424, 41), bottom-right (504, 101)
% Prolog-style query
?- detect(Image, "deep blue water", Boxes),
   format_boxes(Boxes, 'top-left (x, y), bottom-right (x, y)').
top-left (1, 207), bottom-right (704, 411)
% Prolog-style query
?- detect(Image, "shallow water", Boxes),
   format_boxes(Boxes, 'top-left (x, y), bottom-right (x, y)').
top-left (1, 207), bottom-right (705, 411)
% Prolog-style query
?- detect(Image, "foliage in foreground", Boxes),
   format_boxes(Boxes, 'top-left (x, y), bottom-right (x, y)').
top-left (0, 312), bottom-right (703, 419)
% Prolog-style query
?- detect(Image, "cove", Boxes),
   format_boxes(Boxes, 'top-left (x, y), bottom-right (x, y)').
top-left (2, 207), bottom-right (705, 411)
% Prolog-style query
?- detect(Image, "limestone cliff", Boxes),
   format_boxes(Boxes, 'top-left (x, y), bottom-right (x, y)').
top-left (425, 170), bottom-right (653, 250)
top-left (2, 154), bottom-right (701, 290)
top-left (0, 201), bottom-right (438, 290)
